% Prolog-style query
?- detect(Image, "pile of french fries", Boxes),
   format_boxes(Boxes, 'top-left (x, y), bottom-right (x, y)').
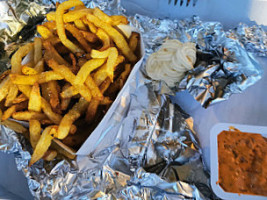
top-left (0, 0), bottom-right (140, 166)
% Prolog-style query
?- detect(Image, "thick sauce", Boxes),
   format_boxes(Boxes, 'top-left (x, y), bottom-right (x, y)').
top-left (217, 130), bottom-right (267, 196)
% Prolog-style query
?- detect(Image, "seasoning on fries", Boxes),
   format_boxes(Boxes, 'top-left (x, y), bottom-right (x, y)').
top-left (0, 0), bottom-right (141, 166)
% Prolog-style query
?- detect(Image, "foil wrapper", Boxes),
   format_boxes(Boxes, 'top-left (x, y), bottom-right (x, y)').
top-left (0, 0), bottom-right (266, 199)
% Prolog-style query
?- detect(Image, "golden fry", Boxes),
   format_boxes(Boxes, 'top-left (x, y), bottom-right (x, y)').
top-left (17, 85), bottom-right (32, 98)
top-left (93, 55), bottom-right (124, 86)
top-left (12, 94), bottom-right (28, 104)
top-left (107, 64), bottom-right (131, 94)
top-left (106, 47), bottom-right (118, 80)
top-left (56, 0), bottom-right (84, 53)
top-left (79, 30), bottom-right (98, 43)
top-left (11, 43), bottom-right (34, 74)
top-left (47, 81), bottom-right (60, 112)
top-left (46, 11), bottom-right (56, 21)
top-left (2, 105), bottom-right (16, 121)
top-left (93, 8), bottom-right (112, 24)
top-left (84, 75), bottom-right (103, 100)
top-left (41, 98), bottom-right (62, 124)
top-left (10, 71), bottom-right (64, 85)
top-left (5, 83), bottom-right (19, 107)
top-left (29, 120), bottom-right (41, 149)
top-left (99, 97), bottom-right (112, 105)
top-left (29, 126), bottom-right (55, 166)
top-left (51, 138), bottom-right (76, 159)
top-left (129, 32), bottom-right (140, 52)
top-left (1, 120), bottom-right (28, 134)
top-left (47, 60), bottom-right (92, 102)
top-left (63, 8), bottom-right (92, 22)
top-left (57, 97), bottom-right (89, 139)
top-left (91, 48), bottom-right (111, 58)
top-left (83, 19), bottom-right (97, 33)
top-left (28, 83), bottom-right (41, 112)
top-left (37, 25), bottom-right (53, 39)
top-left (96, 29), bottom-right (110, 51)
top-left (34, 37), bottom-right (42, 64)
top-left (65, 23), bottom-right (91, 53)
top-left (110, 15), bottom-right (129, 25)
top-left (22, 65), bottom-right (38, 75)
top-left (87, 14), bottom-right (136, 62)
top-left (43, 41), bottom-right (71, 67)
top-left (12, 111), bottom-right (47, 121)
top-left (60, 83), bottom-right (71, 110)
top-left (0, 76), bottom-right (11, 102)
top-left (74, 19), bottom-right (87, 31)
top-left (60, 86), bottom-right (78, 98)
top-left (42, 21), bottom-right (56, 30)
top-left (74, 58), bottom-right (106, 85)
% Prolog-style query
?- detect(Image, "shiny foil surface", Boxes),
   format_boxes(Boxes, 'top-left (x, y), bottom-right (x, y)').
top-left (0, 0), bottom-right (266, 199)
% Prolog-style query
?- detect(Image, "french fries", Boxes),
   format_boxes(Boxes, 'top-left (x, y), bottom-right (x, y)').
top-left (0, 0), bottom-right (141, 165)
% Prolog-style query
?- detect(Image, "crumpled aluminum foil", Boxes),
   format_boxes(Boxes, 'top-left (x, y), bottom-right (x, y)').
top-left (130, 15), bottom-right (264, 107)
top-left (0, 0), bottom-right (265, 199)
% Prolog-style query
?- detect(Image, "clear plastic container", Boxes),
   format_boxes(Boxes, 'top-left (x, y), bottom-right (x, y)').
top-left (210, 123), bottom-right (267, 200)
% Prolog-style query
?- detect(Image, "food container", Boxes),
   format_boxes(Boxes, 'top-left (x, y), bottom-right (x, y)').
top-left (210, 123), bottom-right (267, 200)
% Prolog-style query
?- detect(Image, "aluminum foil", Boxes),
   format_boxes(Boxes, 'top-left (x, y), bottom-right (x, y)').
top-left (128, 15), bottom-right (263, 107)
top-left (0, 0), bottom-right (266, 199)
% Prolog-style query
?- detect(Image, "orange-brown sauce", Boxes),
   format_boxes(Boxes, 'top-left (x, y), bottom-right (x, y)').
top-left (218, 130), bottom-right (267, 196)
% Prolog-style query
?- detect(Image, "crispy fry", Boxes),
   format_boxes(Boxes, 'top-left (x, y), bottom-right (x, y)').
top-left (17, 85), bottom-right (32, 98)
top-left (2, 101), bottom-right (28, 121)
top-left (12, 93), bottom-right (28, 104)
top-left (83, 19), bottom-right (97, 34)
top-left (63, 8), bottom-right (92, 22)
top-left (65, 23), bottom-right (92, 53)
top-left (28, 83), bottom-right (42, 112)
top-left (60, 86), bottom-right (78, 98)
top-left (34, 37), bottom-right (42, 64)
top-left (107, 64), bottom-right (131, 94)
top-left (74, 58), bottom-right (106, 85)
top-left (11, 43), bottom-right (34, 74)
top-left (22, 65), bottom-right (38, 75)
top-left (47, 59), bottom-right (92, 102)
top-left (43, 36), bottom-right (61, 46)
top-left (30, 126), bottom-right (56, 166)
top-left (93, 8), bottom-right (112, 24)
top-left (43, 41), bottom-right (71, 67)
top-left (91, 48), bottom-right (111, 58)
top-left (42, 21), bottom-right (56, 30)
top-left (106, 47), bottom-right (118, 80)
top-left (1, 120), bottom-right (28, 134)
top-left (46, 11), bottom-right (56, 21)
top-left (33, 59), bottom-right (44, 73)
top-left (129, 32), bottom-right (140, 52)
top-left (96, 29), bottom-right (110, 51)
top-left (51, 138), bottom-right (76, 159)
top-left (110, 15), bottom-right (129, 25)
top-left (79, 30), bottom-right (98, 43)
top-left (41, 98), bottom-right (62, 124)
top-left (5, 83), bottom-right (19, 107)
top-left (37, 25), bottom-right (53, 39)
top-left (57, 97), bottom-right (88, 139)
top-left (85, 99), bottom-right (99, 123)
top-left (60, 83), bottom-right (71, 110)
top-left (69, 53), bottom-right (78, 74)
top-left (84, 75), bottom-right (103, 100)
top-left (43, 150), bottom-right (57, 161)
top-left (56, 0), bottom-right (84, 53)
top-left (69, 124), bottom-right (77, 135)
top-left (47, 81), bottom-right (60, 112)
top-left (0, 76), bottom-right (11, 102)
top-left (0, 109), bottom-right (2, 119)
top-left (10, 71), bottom-right (64, 85)
top-left (87, 14), bottom-right (137, 62)
top-left (93, 55), bottom-right (124, 86)
top-left (29, 120), bottom-right (41, 149)
top-left (2, 105), bottom-right (16, 121)
top-left (74, 19), bottom-right (87, 31)
top-left (12, 111), bottom-right (47, 121)
top-left (40, 119), bottom-right (54, 125)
